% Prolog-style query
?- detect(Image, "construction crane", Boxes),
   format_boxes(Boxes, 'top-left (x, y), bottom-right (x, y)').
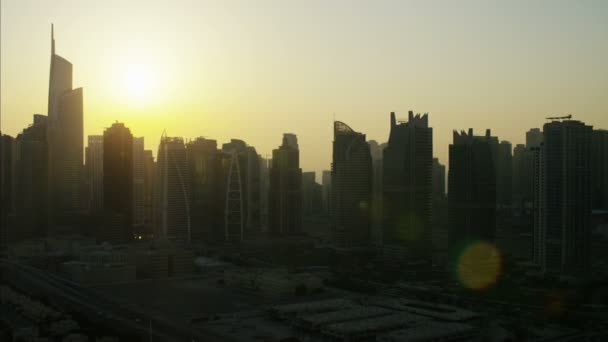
top-left (546, 114), bottom-right (572, 120)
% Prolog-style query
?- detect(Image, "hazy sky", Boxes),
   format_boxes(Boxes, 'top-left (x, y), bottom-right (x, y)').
top-left (2, 0), bottom-right (607, 174)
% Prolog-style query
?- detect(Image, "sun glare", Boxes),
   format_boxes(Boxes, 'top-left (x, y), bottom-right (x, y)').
top-left (122, 64), bottom-right (157, 102)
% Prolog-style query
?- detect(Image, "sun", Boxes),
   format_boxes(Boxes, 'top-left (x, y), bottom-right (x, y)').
top-left (122, 64), bottom-right (157, 102)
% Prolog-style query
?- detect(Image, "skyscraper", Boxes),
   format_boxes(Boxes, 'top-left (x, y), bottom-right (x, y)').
top-left (269, 134), bottom-right (302, 236)
top-left (432, 158), bottom-right (446, 199)
top-left (534, 120), bottom-right (592, 277)
top-left (512, 144), bottom-right (535, 208)
top-left (103, 123), bottom-right (134, 243)
top-left (142, 150), bottom-right (155, 231)
top-left (186, 137), bottom-right (223, 243)
top-left (368, 140), bottom-right (385, 245)
top-left (157, 136), bottom-right (190, 243)
top-left (526, 128), bottom-right (543, 148)
top-left (47, 25), bottom-right (84, 227)
top-left (331, 121), bottom-right (372, 247)
top-left (85, 135), bottom-right (104, 213)
top-left (448, 129), bottom-right (497, 255)
top-left (1, 134), bottom-right (14, 252)
top-left (133, 137), bottom-right (145, 230)
top-left (322, 170), bottom-right (332, 217)
top-left (495, 141), bottom-right (513, 207)
top-left (382, 111), bottom-right (433, 261)
top-left (591, 130), bottom-right (608, 211)
top-left (222, 139), bottom-right (262, 241)
top-left (14, 115), bottom-right (49, 240)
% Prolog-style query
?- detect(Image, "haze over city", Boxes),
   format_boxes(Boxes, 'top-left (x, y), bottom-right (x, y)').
top-left (2, 0), bottom-right (607, 173)
top-left (1, 1), bottom-right (608, 341)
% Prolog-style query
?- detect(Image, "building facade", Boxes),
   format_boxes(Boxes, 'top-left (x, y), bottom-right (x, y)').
top-left (331, 121), bottom-right (372, 247)
top-left (269, 134), bottom-right (302, 236)
top-left (534, 120), bottom-right (592, 277)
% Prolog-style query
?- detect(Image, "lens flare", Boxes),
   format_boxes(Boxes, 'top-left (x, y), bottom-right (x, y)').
top-left (456, 241), bottom-right (502, 290)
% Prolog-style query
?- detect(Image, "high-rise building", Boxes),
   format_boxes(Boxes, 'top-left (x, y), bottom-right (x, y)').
top-left (382, 111), bottom-right (433, 261)
top-left (222, 139), bottom-right (262, 241)
top-left (1, 134), bottom-right (14, 252)
top-left (495, 141), bottom-right (512, 207)
top-left (133, 137), bottom-right (145, 229)
top-left (591, 130), bottom-right (608, 211)
top-left (321, 170), bottom-right (332, 216)
top-left (103, 123), bottom-right (133, 243)
top-left (269, 134), bottom-right (302, 236)
top-left (85, 135), bottom-right (104, 213)
top-left (432, 157), bottom-right (449, 255)
top-left (331, 121), bottom-right (372, 247)
top-left (432, 158), bottom-right (446, 200)
top-left (157, 136), bottom-right (190, 243)
top-left (368, 140), bottom-right (385, 245)
top-left (186, 137), bottom-right (223, 243)
top-left (534, 120), bottom-right (592, 277)
top-left (526, 128), bottom-right (543, 148)
top-left (512, 144), bottom-right (535, 208)
top-left (259, 156), bottom-right (270, 231)
top-left (448, 129), bottom-right (496, 255)
top-left (143, 150), bottom-right (155, 231)
top-left (46, 25), bottom-right (84, 226)
top-left (302, 172), bottom-right (323, 218)
top-left (14, 115), bottom-right (49, 240)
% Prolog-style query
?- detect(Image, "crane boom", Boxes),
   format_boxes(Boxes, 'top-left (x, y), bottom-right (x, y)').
top-left (545, 114), bottom-right (572, 120)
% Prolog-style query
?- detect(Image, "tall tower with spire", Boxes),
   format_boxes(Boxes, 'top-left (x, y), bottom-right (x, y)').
top-left (47, 24), bottom-right (85, 231)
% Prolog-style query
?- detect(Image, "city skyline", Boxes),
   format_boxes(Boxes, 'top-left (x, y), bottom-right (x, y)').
top-left (2, 1), bottom-right (608, 175)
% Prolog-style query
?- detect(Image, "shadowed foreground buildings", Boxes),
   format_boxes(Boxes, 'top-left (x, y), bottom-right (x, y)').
top-left (448, 129), bottom-right (497, 257)
top-left (46, 25), bottom-right (84, 230)
top-left (269, 134), bottom-right (302, 236)
top-left (534, 120), bottom-right (592, 277)
top-left (0, 134), bottom-right (13, 252)
top-left (331, 121), bottom-right (372, 247)
top-left (382, 111), bottom-right (433, 265)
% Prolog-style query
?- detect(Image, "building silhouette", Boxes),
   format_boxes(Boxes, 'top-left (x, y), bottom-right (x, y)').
top-left (368, 140), bottom-right (385, 245)
top-left (526, 128), bottom-right (543, 148)
top-left (382, 111), bottom-right (433, 263)
top-left (0, 134), bottom-right (13, 252)
top-left (14, 115), bottom-right (49, 241)
top-left (534, 120), bottom-right (592, 277)
top-left (142, 149), bottom-right (155, 233)
top-left (133, 137), bottom-right (145, 231)
top-left (302, 171), bottom-right (323, 218)
top-left (156, 136), bottom-right (190, 243)
top-left (512, 143), bottom-right (535, 209)
top-left (448, 129), bottom-right (497, 256)
top-left (495, 141), bottom-right (513, 207)
top-left (322, 170), bottom-right (332, 217)
top-left (186, 137), bottom-right (224, 243)
top-left (85, 135), bottom-right (104, 213)
top-left (102, 123), bottom-right (134, 243)
top-left (222, 139), bottom-right (262, 242)
top-left (432, 158), bottom-right (448, 256)
top-left (46, 25), bottom-right (84, 228)
top-left (269, 134), bottom-right (302, 236)
top-left (432, 158), bottom-right (446, 200)
top-left (331, 121), bottom-right (372, 247)
top-left (591, 129), bottom-right (608, 211)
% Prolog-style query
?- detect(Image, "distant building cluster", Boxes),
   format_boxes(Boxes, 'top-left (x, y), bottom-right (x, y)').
top-left (1, 26), bottom-right (607, 286)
